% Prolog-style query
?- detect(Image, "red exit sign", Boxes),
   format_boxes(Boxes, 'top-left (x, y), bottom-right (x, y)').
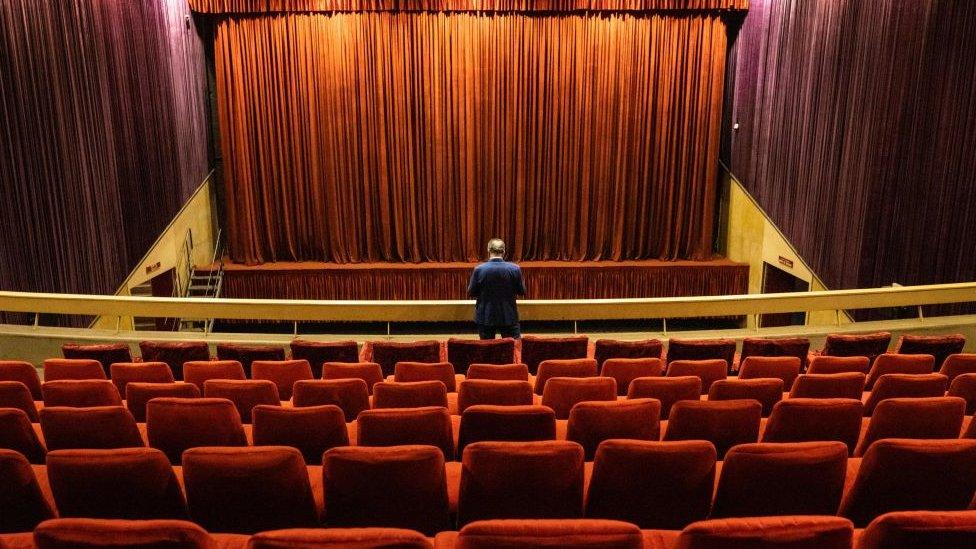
top-left (778, 256), bottom-right (794, 269)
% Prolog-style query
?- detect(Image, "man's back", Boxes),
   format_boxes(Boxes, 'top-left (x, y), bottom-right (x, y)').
top-left (468, 258), bottom-right (526, 327)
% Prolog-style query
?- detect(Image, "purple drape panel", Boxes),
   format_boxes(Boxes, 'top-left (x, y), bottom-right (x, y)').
top-left (730, 0), bottom-right (976, 292)
top-left (0, 1), bottom-right (208, 311)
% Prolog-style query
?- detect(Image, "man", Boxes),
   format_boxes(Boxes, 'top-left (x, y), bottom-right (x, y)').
top-left (468, 238), bottom-right (526, 339)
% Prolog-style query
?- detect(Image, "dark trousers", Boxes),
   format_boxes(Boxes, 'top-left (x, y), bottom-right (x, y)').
top-left (478, 324), bottom-right (521, 340)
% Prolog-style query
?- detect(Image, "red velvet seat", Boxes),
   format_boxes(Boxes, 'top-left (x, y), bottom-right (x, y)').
top-left (43, 358), bottom-right (106, 381)
top-left (711, 441), bottom-right (848, 518)
top-left (394, 362), bottom-right (457, 392)
top-left (863, 373), bottom-right (949, 416)
top-left (457, 380), bottom-right (533, 414)
top-left (541, 377), bottom-right (616, 420)
top-left (62, 343), bottom-right (132, 377)
top-left (600, 358), bottom-right (663, 396)
top-left (109, 362), bottom-right (174, 396)
top-left (252, 404), bottom-right (348, 464)
top-left (707, 378), bottom-right (784, 416)
top-left (466, 363), bottom-right (530, 381)
top-left (626, 376), bottom-right (701, 417)
top-left (369, 340), bottom-right (441, 377)
top-left (738, 356), bottom-right (801, 390)
top-left (0, 361), bottom-right (42, 400)
top-left (447, 338), bottom-right (516, 374)
top-left (250, 527), bottom-right (432, 549)
top-left (948, 373), bottom-right (976, 415)
top-left (449, 519), bottom-right (643, 549)
top-left (323, 445), bottom-right (450, 536)
top-left (457, 405), bottom-right (557, 456)
top-left (322, 362), bottom-right (384, 395)
top-left (855, 397), bottom-right (966, 456)
top-left (941, 354), bottom-right (976, 383)
top-left (534, 358), bottom-right (598, 395)
top-left (789, 372), bottom-right (867, 399)
top-left (0, 449), bottom-right (55, 533)
top-left (183, 360), bottom-right (246, 393)
top-left (251, 359), bottom-right (313, 401)
top-left (204, 379), bottom-right (280, 423)
top-left (289, 339), bottom-right (360, 378)
top-left (125, 382), bottom-right (200, 423)
top-left (666, 359), bottom-right (727, 394)
top-left (519, 335), bottom-right (589, 375)
top-left (357, 406), bottom-right (454, 459)
top-left (665, 338), bottom-right (736, 373)
top-left (761, 398), bottom-right (864, 455)
top-left (458, 440), bottom-right (584, 525)
top-left (32, 518), bottom-right (216, 549)
top-left (895, 333), bottom-right (966, 370)
top-left (45, 448), bottom-right (187, 519)
top-left (865, 353), bottom-right (936, 389)
top-left (139, 341), bottom-right (211, 382)
top-left (39, 406), bottom-right (143, 451)
top-left (146, 397), bottom-right (247, 464)
top-left (566, 399), bottom-right (660, 460)
top-left (858, 510), bottom-right (976, 549)
top-left (41, 380), bottom-right (122, 407)
top-left (807, 355), bottom-right (872, 375)
top-left (292, 379), bottom-right (370, 421)
top-left (0, 408), bottom-right (46, 463)
top-left (183, 446), bottom-right (318, 534)
top-left (739, 337), bottom-right (811, 372)
top-left (594, 338), bottom-right (663, 366)
top-left (675, 516), bottom-right (853, 549)
top-left (822, 332), bottom-right (892, 364)
top-left (372, 380), bottom-right (448, 409)
top-left (215, 343), bottom-right (286, 378)
top-left (664, 399), bottom-right (762, 458)
top-left (585, 439), bottom-right (716, 529)
top-left (840, 439), bottom-right (976, 527)
top-left (0, 381), bottom-right (39, 421)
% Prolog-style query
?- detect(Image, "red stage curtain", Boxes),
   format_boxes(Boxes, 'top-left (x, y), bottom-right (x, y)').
top-left (190, 0), bottom-right (749, 14)
top-left (213, 11), bottom-right (731, 265)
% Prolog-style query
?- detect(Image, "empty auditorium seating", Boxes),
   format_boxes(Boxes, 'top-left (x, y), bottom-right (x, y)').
top-left (251, 404), bottom-right (348, 463)
top-left (711, 441), bottom-right (848, 518)
top-left (203, 379), bottom-right (280, 423)
top-left (251, 359), bottom-right (313, 401)
top-left (807, 355), bottom-right (872, 375)
top-left (457, 405), bottom-right (557, 455)
top-left (600, 358), bottom-right (663, 396)
top-left (533, 358), bottom-right (598, 395)
top-left (519, 335), bottom-right (589, 375)
top-left (895, 333), bottom-right (966, 370)
top-left (357, 406), bottom-right (454, 458)
top-left (707, 378), bottom-right (784, 416)
top-left (182, 446), bottom-right (318, 534)
top-left (43, 358), bottom-right (106, 381)
top-left (863, 373), bottom-right (949, 415)
top-left (370, 340), bottom-right (441, 376)
top-left (323, 445), bottom-right (450, 535)
top-left (146, 398), bottom-right (247, 463)
top-left (566, 399), bottom-right (660, 460)
top-left (457, 379), bottom-right (533, 413)
top-left (737, 356), bottom-right (801, 390)
top-left (541, 377), bottom-right (616, 419)
top-left (291, 379), bottom-right (370, 421)
top-left (761, 398), bottom-right (864, 454)
top-left (675, 516), bottom-right (853, 549)
top-left (215, 343), bottom-right (286, 378)
top-left (289, 339), bottom-right (360, 378)
top-left (739, 336), bottom-right (811, 372)
top-left (858, 510), bottom-right (976, 548)
top-left (41, 380), bottom-right (122, 407)
top-left (854, 397), bottom-right (966, 456)
top-left (394, 361), bottom-right (457, 392)
top-left (941, 353), bottom-right (976, 382)
top-left (0, 408), bottom-right (46, 463)
top-left (61, 343), bottom-right (132, 377)
top-left (665, 338), bottom-right (736, 373)
top-left (822, 332), bottom-right (892, 364)
top-left (663, 399), bottom-right (762, 458)
top-left (321, 362), bottom-right (384, 395)
top-left (789, 372), bottom-right (867, 399)
top-left (457, 441), bottom-right (584, 525)
top-left (443, 519), bottom-right (643, 549)
top-left (109, 362), bottom-right (174, 395)
top-left (0, 381), bottom-right (38, 421)
top-left (593, 338), bottom-right (663, 366)
top-left (39, 406), bottom-right (143, 450)
top-left (372, 380), bottom-right (449, 409)
top-left (0, 449), bottom-right (55, 533)
top-left (948, 373), bottom-right (976, 414)
top-left (139, 341), bottom-right (210, 381)
top-left (183, 360), bottom-right (246, 392)
top-left (250, 527), bottom-right (432, 549)
top-left (626, 376), bottom-right (701, 417)
top-left (125, 382), bottom-right (200, 423)
top-left (864, 353), bottom-right (935, 389)
top-left (840, 439), bottom-right (976, 527)
top-left (447, 338), bottom-right (516, 374)
top-left (0, 361), bottom-right (42, 400)
top-left (666, 359), bottom-right (727, 394)
top-left (45, 448), bottom-right (187, 519)
top-left (31, 518), bottom-right (219, 549)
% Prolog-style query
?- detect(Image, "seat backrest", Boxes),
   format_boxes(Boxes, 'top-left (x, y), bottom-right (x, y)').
top-left (183, 446), bottom-right (319, 534)
top-left (840, 439), bottom-right (976, 527)
top-left (739, 337), bottom-right (811, 372)
top-left (626, 376), bottom-right (701, 417)
top-left (806, 355), bottom-right (872, 375)
top-left (138, 341), bottom-right (210, 382)
top-left (125, 382), bottom-right (200, 423)
top-left (566, 399), bottom-right (661, 460)
top-left (321, 362), bottom-right (384, 395)
top-left (594, 338), bottom-right (663, 367)
top-left (896, 334), bottom-right (966, 370)
top-left (0, 448), bottom-right (55, 533)
top-left (290, 339), bottom-right (360, 378)
top-left (0, 361), bottom-right (42, 400)
top-left (251, 359), bottom-right (313, 401)
top-left (466, 363), bottom-right (529, 381)
top-left (182, 360), bottom-right (246, 393)
top-left (40, 406), bottom-right (144, 451)
top-left (855, 397), bottom-right (966, 456)
top-left (519, 335), bottom-right (589, 375)
top-left (534, 358), bottom-right (598, 395)
top-left (458, 440), bottom-right (584, 526)
top-left (33, 518), bottom-right (212, 549)
top-left (858, 510), bottom-right (976, 549)
top-left (457, 405), bottom-right (556, 457)
top-left (663, 399), bottom-right (762, 458)
top-left (322, 445), bottom-right (450, 536)
top-left (447, 338), bottom-right (516, 374)
top-left (586, 439), bottom-right (715, 529)
top-left (62, 343), bottom-right (132, 377)
top-left (666, 359), bottom-right (727, 394)
top-left (761, 398), bottom-right (864, 455)
top-left (372, 380), bottom-right (448, 409)
top-left (394, 362), bottom-right (457, 392)
top-left (291, 379), bottom-right (370, 421)
top-left (949, 373), bottom-right (976, 415)
top-left (0, 408), bottom-right (46, 464)
top-left (600, 358), bottom-right (663, 396)
top-left (43, 359), bottom-right (107, 382)
top-left (203, 379), bottom-right (280, 423)
top-left (0, 380), bottom-right (39, 421)
top-left (45, 448), bottom-right (187, 520)
top-left (675, 516), bottom-right (853, 549)
top-left (252, 404), bottom-right (348, 464)
top-left (214, 343), bottom-right (286, 377)
top-left (865, 354), bottom-right (936, 389)
top-left (711, 441), bottom-right (848, 518)
top-left (41, 380), bottom-right (122, 408)
top-left (357, 406), bottom-right (454, 459)
top-left (707, 378), bottom-right (784, 417)
top-left (823, 332), bottom-right (892, 363)
top-left (369, 340), bottom-right (441, 377)
top-left (737, 356), bottom-right (801, 390)
top-left (458, 380), bottom-right (533, 414)
top-left (863, 373), bottom-right (949, 416)
top-left (455, 519), bottom-right (643, 549)
top-left (665, 338), bottom-right (736, 370)
top-left (941, 354), bottom-right (976, 383)
top-left (145, 398), bottom-right (247, 464)
top-left (109, 362), bottom-right (174, 396)
top-left (541, 377), bottom-right (617, 420)
top-left (789, 372), bottom-right (867, 399)
top-left (249, 527), bottom-right (432, 549)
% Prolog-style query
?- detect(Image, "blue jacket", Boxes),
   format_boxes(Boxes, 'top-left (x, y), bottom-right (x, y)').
top-left (468, 258), bottom-right (526, 326)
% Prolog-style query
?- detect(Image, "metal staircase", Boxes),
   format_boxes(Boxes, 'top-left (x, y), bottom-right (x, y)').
top-left (177, 229), bottom-right (224, 333)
